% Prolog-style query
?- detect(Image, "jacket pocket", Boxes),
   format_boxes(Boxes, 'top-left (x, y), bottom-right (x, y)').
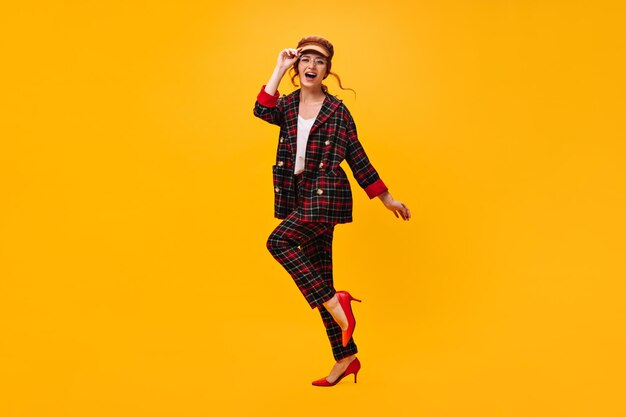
top-left (310, 170), bottom-right (352, 222)
top-left (272, 164), bottom-right (296, 217)
top-left (314, 170), bottom-right (352, 204)
top-left (315, 168), bottom-right (346, 190)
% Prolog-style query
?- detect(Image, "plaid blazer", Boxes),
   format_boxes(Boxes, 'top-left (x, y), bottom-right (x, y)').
top-left (254, 85), bottom-right (388, 224)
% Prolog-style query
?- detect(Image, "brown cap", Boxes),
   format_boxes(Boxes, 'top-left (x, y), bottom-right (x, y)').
top-left (296, 35), bottom-right (334, 59)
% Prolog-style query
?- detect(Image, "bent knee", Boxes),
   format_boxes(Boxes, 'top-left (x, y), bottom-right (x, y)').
top-left (267, 230), bottom-right (294, 256)
top-left (266, 232), bottom-right (282, 255)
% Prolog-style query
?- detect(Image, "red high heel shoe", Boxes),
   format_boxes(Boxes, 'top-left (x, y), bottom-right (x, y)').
top-left (311, 357), bottom-right (361, 387)
top-left (336, 290), bottom-right (362, 347)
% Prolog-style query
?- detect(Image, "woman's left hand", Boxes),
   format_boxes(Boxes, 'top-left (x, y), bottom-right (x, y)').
top-left (378, 192), bottom-right (411, 221)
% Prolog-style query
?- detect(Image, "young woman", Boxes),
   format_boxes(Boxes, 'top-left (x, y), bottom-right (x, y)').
top-left (253, 35), bottom-right (411, 387)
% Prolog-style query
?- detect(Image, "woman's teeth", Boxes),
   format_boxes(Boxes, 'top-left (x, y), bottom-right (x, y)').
top-left (305, 73), bottom-right (316, 79)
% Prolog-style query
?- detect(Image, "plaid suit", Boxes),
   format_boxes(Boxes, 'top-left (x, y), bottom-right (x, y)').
top-left (255, 85), bottom-right (387, 360)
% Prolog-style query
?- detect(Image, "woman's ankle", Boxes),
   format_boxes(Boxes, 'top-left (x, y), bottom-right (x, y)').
top-left (322, 294), bottom-right (339, 309)
top-left (338, 354), bottom-right (356, 363)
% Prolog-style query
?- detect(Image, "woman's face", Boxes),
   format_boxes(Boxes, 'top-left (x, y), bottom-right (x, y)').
top-left (297, 52), bottom-right (328, 88)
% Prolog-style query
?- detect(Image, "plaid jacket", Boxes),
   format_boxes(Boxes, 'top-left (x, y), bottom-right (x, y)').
top-left (254, 85), bottom-right (388, 224)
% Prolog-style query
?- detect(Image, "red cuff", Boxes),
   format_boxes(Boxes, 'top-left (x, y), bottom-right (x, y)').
top-left (257, 85), bottom-right (280, 107)
top-left (364, 179), bottom-right (388, 199)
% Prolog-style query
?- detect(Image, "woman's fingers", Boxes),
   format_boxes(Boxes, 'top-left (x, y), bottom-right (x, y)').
top-left (401, 203), bottom-right (411, 220)
top-left (397, 202), bottom-right (410, 221)
top-left (387, 199), bottom-right (411, 221)
top-left (279, 48), bottom-right (301, 65)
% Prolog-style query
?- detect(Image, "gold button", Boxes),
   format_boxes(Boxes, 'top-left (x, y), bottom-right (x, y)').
top-left (325, 140), bottom-right (330, 146)
top-left (317, 189), bottom-right (324, 195)
top-left (275, 187), bottom-right (280, 192)
top-left (277, 161), bottom-right (284, 166)
top-left (319, 162), bottom-right (324, 168)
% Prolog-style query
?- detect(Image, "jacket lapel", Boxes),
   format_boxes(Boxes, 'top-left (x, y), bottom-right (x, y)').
top-left (311, 93), bottom-right (340, 134)
top-left (285, 90), bottom-right (341, 134)
top-left (283, 92), bottom-right (300, 152)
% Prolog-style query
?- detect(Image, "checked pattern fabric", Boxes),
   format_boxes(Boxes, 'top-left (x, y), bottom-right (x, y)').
top-left (256, 85), bottom-right (373, 360)
top-left (267, 174), bottom-right (358, 360)
top-left (254, 85), bottom-right (389, 224)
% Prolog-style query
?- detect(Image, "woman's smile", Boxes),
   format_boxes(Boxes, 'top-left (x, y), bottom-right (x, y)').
top-left (301, 67), bottom-right (320, 83)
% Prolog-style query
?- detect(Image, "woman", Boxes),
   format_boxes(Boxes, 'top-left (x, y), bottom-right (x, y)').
top-left (253, 35), bottom-right (411, 387)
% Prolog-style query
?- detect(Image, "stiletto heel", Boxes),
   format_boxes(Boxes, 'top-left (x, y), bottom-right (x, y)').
top-left (312, 357), bottom-right (361, 387)
top-left (349, 294), bottom-right (362, 303)
top-left (335, 290), bottom-right (361, 347)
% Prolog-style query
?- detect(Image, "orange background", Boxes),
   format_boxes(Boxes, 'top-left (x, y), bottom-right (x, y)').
top-left (1, 1), bottom-right (625, 416)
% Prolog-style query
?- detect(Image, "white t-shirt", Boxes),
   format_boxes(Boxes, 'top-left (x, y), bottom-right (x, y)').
top-left (295, 114), bottom-right (315, 175)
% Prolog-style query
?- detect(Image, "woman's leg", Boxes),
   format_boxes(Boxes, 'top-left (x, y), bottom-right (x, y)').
top-left (300, 227), bottom-right (359, 361)
top-left (318, 307), bottom-right (358, 361)
top-left (266, 210), bottom-right (336, 309)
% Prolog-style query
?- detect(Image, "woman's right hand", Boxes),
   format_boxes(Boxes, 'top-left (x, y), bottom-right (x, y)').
top-left (276, 48), bottom-right (301, 70)
top-left (264, 48), bottom-right (302, 96)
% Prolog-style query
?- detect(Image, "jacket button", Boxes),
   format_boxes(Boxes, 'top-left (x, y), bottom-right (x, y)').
top-left (319, 162), bottom-right (324, 168)
top-left (325, 140), bottom-right (330, 146)
top-left (279, 137), bottom-right (284, 143)
top-left (275, 187), bottom-right (280, 193)
top-left (316, 189), bottom-right (324, 195)
top-left (277, 161), bottom-right (284, 167)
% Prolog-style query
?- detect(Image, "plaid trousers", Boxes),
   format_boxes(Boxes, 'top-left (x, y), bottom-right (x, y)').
top-left (267, 173), bottom-right (358, 361)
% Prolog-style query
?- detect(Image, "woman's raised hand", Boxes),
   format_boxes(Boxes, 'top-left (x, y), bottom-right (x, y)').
top-left (264, 48), bottom-right (302, 96)
top-left (277, 48), bottom-right (302, 70)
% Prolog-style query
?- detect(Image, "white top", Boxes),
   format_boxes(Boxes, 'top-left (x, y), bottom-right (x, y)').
top-left (295, 114), bottom-right (315, 175)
